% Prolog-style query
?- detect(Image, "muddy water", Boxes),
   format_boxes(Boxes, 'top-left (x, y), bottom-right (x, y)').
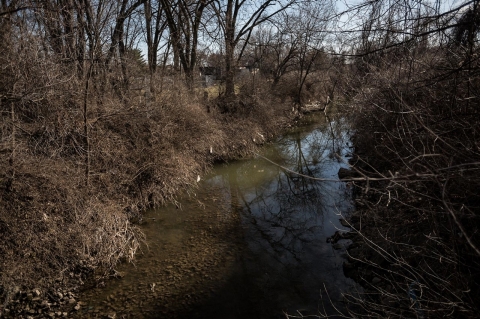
top-left (76, 114), bottom-right (357, 318)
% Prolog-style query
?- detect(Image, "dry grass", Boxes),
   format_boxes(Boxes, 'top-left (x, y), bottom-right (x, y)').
top-left (0, 51), bottom-right (292, 313)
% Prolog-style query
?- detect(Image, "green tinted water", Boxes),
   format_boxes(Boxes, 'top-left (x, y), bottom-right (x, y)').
top-left (77, 114), bottom-right (357, 318)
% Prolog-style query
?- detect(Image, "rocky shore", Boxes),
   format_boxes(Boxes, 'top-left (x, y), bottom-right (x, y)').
top-left (1, 286), bottom-right (83, 318)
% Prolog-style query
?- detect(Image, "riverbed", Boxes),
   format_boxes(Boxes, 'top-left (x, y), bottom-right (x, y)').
top-left (76, 114), bottom-right (357, 318)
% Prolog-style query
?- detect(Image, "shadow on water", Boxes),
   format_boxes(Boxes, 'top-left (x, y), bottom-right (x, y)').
top-left (76, 114), bottom-right (358, 319)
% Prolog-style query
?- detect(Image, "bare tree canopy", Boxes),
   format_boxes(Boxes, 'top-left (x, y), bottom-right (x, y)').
top-left (209, 0), bottom-right (300, 98)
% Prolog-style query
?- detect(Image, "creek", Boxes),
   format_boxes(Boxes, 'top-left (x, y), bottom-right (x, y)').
top-left (76, 113), bottom-right (357, 318)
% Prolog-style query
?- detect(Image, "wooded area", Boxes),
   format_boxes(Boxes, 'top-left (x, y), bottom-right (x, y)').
top-left (0, 0), bottom-right (479, 318)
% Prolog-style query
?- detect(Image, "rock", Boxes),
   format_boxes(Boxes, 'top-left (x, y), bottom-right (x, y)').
top-left (342, 231), bottom-right (356, 240)
top-left (339, 252), bottom-right (349, 259)
top-left (343, 262), bottom-right (357, 279)
top-left (326, 231), bottom-right (339, 243)
top-left (350, 215), bottom-right (360, 223)
top-left (68, 298), bottom-right (76, 305)
top-left (348, 245), bottom-right (360, 254)
top-left (348, 242), bottom-right (361, 250)
top-left (41, 300), bottom-right (51, 309)
top-left (327, 230), bottom-right (353, 243)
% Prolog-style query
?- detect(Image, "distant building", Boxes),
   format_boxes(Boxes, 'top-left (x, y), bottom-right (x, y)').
top-left (236, 66), bottom-right (250, 78)
top-left (199, 66), bottom-right (222, 86)
top-left (199, 65), bottom-right (259, 86)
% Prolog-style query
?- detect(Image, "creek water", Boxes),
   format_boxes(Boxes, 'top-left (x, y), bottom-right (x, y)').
top-left (76, 114), bottom-right (357, 319)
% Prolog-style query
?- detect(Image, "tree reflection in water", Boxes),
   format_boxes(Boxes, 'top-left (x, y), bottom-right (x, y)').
top-left (205, 116), bottom-right (356, 317)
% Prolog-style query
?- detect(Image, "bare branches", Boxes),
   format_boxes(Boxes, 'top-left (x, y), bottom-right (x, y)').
top-left (209, 0), bottom-right (302, 98)
top-left (330, 0), bottom-right (480, 318)
top-left (442, 179), bottom-right (480, 257)
top-left (160, 0), bottom-right (209, 88)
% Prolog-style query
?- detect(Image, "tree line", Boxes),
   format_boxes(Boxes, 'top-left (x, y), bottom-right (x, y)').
top-left (0, 0), bottom-right (340, 102)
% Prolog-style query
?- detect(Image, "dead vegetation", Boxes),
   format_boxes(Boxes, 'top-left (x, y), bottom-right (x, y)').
top-left (0, 45), bottom-right (292, 317)
top-left (332, 5), bottom-right (480, 318)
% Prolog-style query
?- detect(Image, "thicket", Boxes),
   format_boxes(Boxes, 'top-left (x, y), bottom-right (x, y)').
top-left (335, 2), bottom-right (480, 318)
top-left (0, 20), bottom-right (296, 319)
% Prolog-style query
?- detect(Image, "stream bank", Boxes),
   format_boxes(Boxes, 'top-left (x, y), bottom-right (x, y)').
top-left (0, 107), bottom-right (357, 319)
top-left (0, 93), bottom-right (294, 319)
top-left (69, 113), bottom-right (358, 319)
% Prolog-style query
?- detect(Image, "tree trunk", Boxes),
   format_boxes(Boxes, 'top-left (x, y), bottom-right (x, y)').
top-left (225, 41), bottom-right (235, 98)
top-left (224, 0), bottom-right (236, 98)
top-left (144, 0), bottom-right (166, 96)
top-left (76, 7), bottom-right (86, 78)
top-left (185, 68), bottom-right (194, 90)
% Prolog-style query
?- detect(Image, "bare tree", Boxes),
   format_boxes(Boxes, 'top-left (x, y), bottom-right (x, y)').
top-left (209, 0), bottom-right (298, 100)
top-left (290, 2), bottom-right (334, 110)
top-left (160, 0), bottom-right (210, 89)
top-left (144, 0), bottom-right (167, 93)
top-left (106, 0), bottom-right (145, 89)
top-left (258, 26), bottom-right (299, 87)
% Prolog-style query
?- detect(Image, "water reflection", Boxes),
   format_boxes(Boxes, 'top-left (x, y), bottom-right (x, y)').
top-left (202, 116), bottom-right (356, 317)
top-left (76, 115), bottom-right (356, 319)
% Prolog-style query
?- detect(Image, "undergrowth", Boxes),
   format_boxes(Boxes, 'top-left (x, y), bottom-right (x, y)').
top-left (341, 43), bottom-right (480, 318)
top-left (0, 66), bottom-right (292, 311)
